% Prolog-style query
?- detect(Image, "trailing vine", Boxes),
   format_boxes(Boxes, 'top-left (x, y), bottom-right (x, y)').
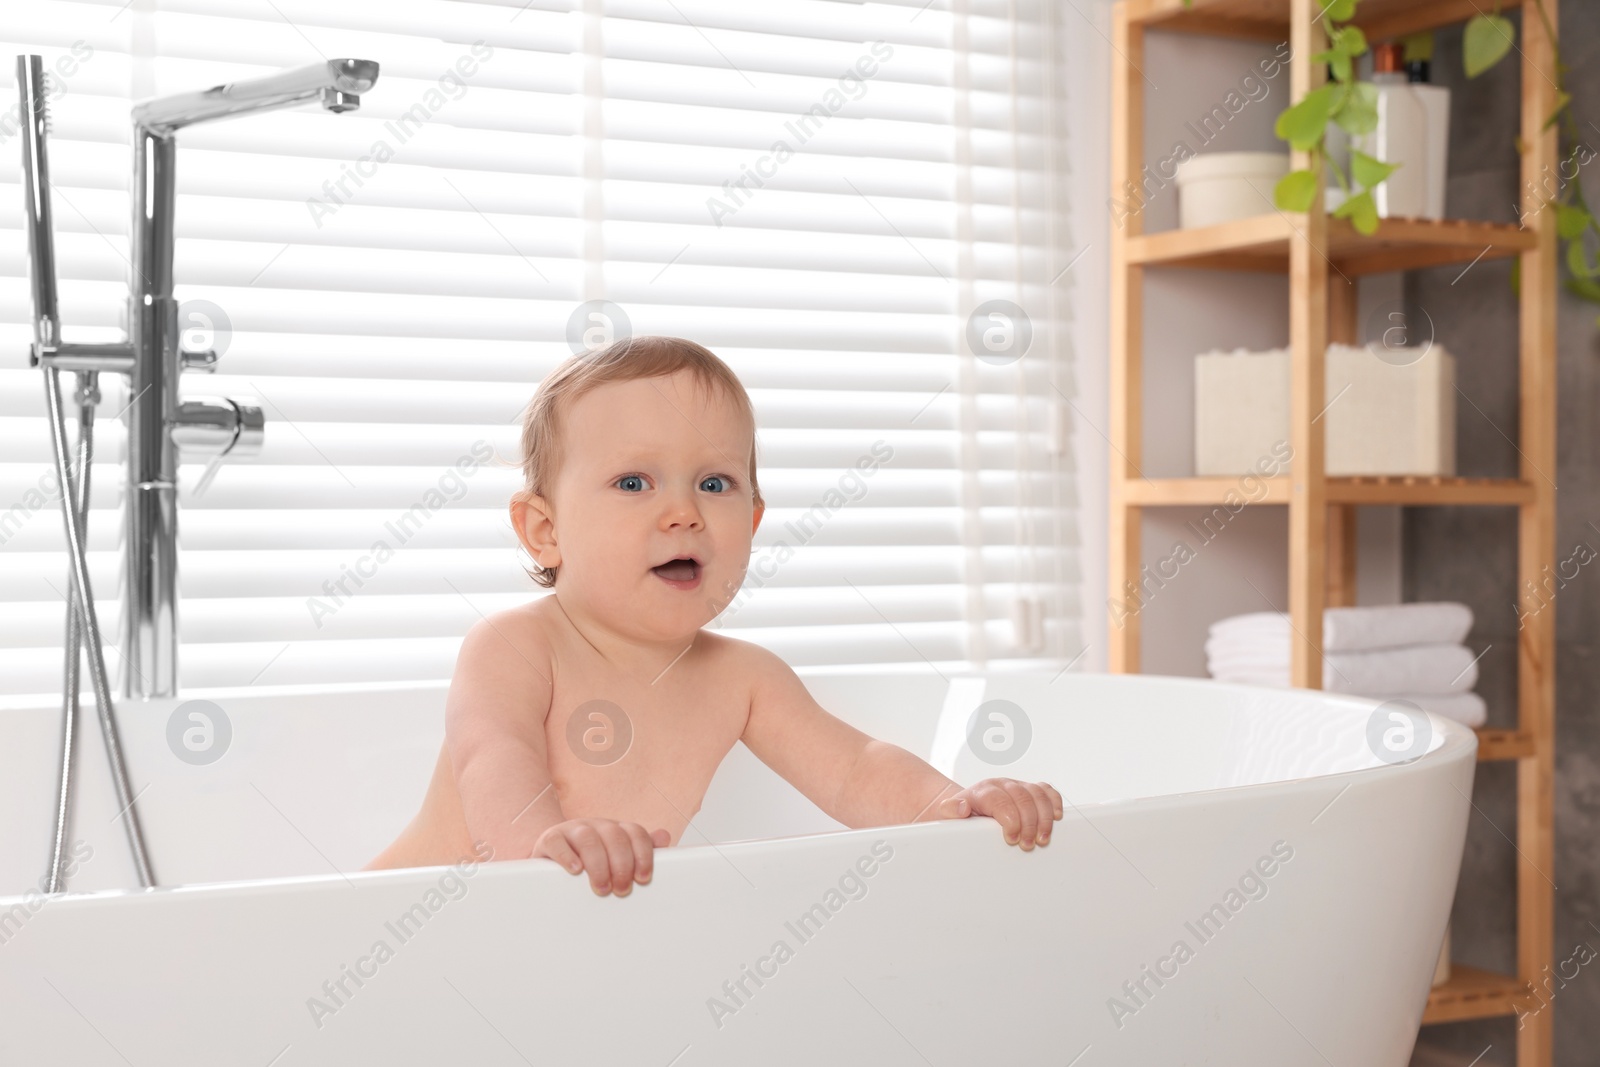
top-left (1270, 0), bottom-right (1390, 233)
top-left (1467, 0), bottom-right (1600, 323)
top-left (1172, 0), bottom-right (1597, 320)
top-left (1272, 0), bottom-right (1598, 319)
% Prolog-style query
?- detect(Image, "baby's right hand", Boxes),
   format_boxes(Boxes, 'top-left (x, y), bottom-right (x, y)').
top-left (532, 818), bottom-right (671, 897)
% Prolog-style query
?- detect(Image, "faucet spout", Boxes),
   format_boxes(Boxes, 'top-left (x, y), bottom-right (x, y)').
top-left (116, 57), bottom-right (377, 698)
top-left (132, 58), bottom-right (379, 133)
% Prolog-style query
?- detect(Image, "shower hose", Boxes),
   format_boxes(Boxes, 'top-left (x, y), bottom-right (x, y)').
top-left (42, 366), bottom-right (155, 892)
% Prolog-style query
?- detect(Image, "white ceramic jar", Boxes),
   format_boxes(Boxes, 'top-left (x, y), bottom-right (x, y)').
top-left (1174, 151), bottom-right (1290, 229)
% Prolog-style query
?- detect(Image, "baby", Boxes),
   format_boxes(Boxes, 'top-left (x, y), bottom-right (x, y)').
top-left (368, 336), bottom-right (1063, 895)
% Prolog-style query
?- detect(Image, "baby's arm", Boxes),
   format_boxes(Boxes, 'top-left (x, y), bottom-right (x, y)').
top-left (739, 645), bottom-right (1063, 848)
top-left (445, 614), bottom-right (566, 857)
top-left (446, 614), bottom-right (666, 893)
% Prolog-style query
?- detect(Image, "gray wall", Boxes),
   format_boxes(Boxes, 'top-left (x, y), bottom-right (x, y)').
top-left (1405, 5), bottom-right (1599, 1065)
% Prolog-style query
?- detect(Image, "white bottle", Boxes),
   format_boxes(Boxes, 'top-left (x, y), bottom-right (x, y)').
top-left (1406, 56), bottom-right (1451, 220)
top-left (1361, 42), bottom-right (1429, 219)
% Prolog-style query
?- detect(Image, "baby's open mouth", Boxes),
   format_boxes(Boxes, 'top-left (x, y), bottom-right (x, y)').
top-left (651, 556), bottom-right (701, 586)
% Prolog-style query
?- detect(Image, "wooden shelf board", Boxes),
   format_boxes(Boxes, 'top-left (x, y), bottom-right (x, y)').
top-left (1118, 476), bottom-right (1533, 508)
top-left (1127, 0), bottom-right (1525, 42)
top-left (1126, 215), bottom-right (1535, 277)
top-left (1422, 963), bottom-right (1533, 1025)
top-left (1120, 475), bottom-right (1291, 506)
top-left (1476, 729), bottom-right (1536, 762)
top-left (1327, 476), bottom-right (1536, 507)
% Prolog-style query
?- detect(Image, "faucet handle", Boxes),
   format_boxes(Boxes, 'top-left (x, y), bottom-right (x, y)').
top-left (230, 397), bottom-right (264, 458)
top-left (181, 347), bottom-right (218, 372)
top-left (174, 395), bottom-right (263, 459)
top-left (178, 395), bottom-right (262, 498)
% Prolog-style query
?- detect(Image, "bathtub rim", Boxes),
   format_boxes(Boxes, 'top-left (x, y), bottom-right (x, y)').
top-left (0, 660), bottom-right (1488, 738)
top-left (0, 674), bottom-right (1477, 910)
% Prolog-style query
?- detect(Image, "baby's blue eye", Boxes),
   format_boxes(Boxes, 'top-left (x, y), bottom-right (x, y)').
top-left (700, 475), bottom-right (731, 493)
top-left (616, 475), bottom-right (646, 492)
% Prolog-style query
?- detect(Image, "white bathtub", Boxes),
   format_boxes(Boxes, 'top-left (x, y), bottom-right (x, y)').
top-left (0, 668), bottom-right (1473, 1065)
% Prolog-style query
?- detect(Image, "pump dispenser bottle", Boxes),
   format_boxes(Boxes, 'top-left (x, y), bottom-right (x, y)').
top-left (1364, 42), bottom-right (1430, 218)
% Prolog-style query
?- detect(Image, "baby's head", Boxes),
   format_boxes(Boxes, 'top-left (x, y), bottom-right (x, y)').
top-left (512, 336), bottom-right (764, 640)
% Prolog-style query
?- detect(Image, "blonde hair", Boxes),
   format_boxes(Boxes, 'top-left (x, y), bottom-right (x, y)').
top-left (515, 335), bottom-right (762, 588)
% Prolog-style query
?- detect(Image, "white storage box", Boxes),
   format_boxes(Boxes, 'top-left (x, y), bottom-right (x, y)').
top-left (1174, 151), bottom-right (1290, 229)
top-left (1194, 343), bottom-right (1456, 476)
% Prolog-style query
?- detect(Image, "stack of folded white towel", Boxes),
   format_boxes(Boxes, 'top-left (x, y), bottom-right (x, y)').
top-left (1205, 601), bottom-right (1486, 727)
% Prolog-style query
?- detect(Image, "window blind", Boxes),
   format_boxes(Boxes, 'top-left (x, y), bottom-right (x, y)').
top-left (0, 0), bottom-right (1080, 701)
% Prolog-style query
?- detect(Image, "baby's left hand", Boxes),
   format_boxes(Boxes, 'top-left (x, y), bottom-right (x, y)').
top-left (933, 779), bottom-right (1063, 849)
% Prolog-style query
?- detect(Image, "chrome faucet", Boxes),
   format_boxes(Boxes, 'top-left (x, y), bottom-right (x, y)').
top-left (27, 58), bottom-right (380, 700)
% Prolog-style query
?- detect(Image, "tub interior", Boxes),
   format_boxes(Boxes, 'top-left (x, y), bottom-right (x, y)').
top-left (0, 668), bottom-right (1444, 898)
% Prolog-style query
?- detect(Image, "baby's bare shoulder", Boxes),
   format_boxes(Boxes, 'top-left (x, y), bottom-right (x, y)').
top-left (447, 601), bottom-right (559, 742)
top-left (455, 599), bottom-right (559, 685)
top-left (691, 630), bottom-right (795, 687)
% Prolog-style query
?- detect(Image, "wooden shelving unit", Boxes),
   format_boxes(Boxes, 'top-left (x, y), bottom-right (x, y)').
top-left (1108, 1), bottom-right (1558, 1064)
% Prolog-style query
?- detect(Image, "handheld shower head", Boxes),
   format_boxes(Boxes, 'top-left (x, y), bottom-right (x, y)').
top-left (16, 55), bottom-right (59, 349)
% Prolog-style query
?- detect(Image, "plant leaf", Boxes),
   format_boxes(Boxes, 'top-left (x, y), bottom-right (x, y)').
top-left (1331, 26), bottom-right (1368, 58)
top-left (1333, 190), bottom-right (1379, 235)
top-left (1276, 169), bottom-right (1320, 213)
top-left (1464, 13), bottom-right (1515, 78)
top-left (1565, 276), bottom-right (1600, 306)
top-left (1556, 201), bottom-right (1591, 241)
top-left (1275, 86), bottom-right (1338, 151)
top-left (1350, 149), bottom-right (1398, 190)
top-left (1401, 31), bottom-right (1435, 64)
top-left (1567, 238), bottom-right (1600, 279)
top-left (1319, 0), bottom-right (1357, 22)
top-left (1333, 82), bottom-right (1379, 137)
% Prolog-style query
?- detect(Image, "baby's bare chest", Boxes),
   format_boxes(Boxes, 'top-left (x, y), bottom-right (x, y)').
top-left (541, 666), bottom-right (748, 836)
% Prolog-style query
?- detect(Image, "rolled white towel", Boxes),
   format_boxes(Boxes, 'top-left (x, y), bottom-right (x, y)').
top-left (1207, 643), bottom-right (1480, 695)
top-left (1209, 602), bottom-right (1473, 653)
top-left (1378, 692), bottom-right (1488, 729)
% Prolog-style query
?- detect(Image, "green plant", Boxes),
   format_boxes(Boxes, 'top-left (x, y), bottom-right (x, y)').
top-left (1465, 0), bottom-right (1600, 322)
top-left (1269, 0), bottom-right (1392, 233)
top-left (1256, 0), bottom-right (1599, 321)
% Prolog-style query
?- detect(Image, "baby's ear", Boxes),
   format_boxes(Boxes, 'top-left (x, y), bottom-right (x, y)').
top-left (510, 493), bottom-right (561, 571)
top-left (751, 500), bottom-right (765, 535)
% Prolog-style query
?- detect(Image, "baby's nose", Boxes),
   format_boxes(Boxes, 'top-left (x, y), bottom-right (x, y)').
top-left (659, 492), bottom-right (704, 529)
